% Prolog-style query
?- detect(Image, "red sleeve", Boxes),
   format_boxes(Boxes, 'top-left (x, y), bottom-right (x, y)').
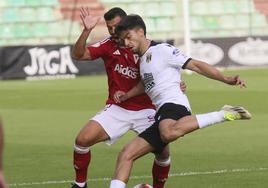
top-left (87, 38), bottom-right (109, 60)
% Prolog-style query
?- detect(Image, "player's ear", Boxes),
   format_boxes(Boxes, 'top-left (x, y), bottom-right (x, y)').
top-left (137, 28), bottom-right (144, 36)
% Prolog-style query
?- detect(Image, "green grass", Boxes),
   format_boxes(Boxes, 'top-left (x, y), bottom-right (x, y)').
top-left (0, 68), bottom-right (268, 188)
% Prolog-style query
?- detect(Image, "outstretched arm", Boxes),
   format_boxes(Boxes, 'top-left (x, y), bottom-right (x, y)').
top-left (72, 7), bottom-right (101, 60)
top-left (185, 59), bottom-right (246, 88)
top-left (114, 81), bottom-right (145, 103)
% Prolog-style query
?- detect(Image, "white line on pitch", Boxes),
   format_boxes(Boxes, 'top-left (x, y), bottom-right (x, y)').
top-left (8, 167), bottom-right (268, 187)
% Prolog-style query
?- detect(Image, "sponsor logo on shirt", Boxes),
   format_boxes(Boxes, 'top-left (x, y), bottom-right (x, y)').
top-left (147, 115), bottom-right (155, 122)
top-left (114, 64), bottom-right (138, 79)
top-left (113, 50), bottom-right (121, 55)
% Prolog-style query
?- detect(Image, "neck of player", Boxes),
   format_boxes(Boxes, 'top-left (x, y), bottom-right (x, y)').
top-left (138, 39), bottom-right (151, 56)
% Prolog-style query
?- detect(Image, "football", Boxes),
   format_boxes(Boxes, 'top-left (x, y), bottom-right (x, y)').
top-left (133, 184), bottom-right (153, 188)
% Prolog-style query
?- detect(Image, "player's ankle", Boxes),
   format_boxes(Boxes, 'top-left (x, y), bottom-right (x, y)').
top-left (109, 179), bottom-right (126, 188)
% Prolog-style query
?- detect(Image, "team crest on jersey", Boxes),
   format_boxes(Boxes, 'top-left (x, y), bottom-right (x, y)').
top-left (124, 53), bottom-right (128, 59)
top-left (146, 53), bottom-right (152, 63)
top-left (173, 48), bottom-right (181, 55)
top-left (133, 54), bottom-right (139, 64)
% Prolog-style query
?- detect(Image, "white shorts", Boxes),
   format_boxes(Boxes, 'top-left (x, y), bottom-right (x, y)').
top-left (91, 104), bottom-right (156, 145)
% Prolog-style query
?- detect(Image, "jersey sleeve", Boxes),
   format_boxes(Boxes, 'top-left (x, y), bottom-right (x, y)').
top-left (87, 38), bottom-right (109, 60)
top-left (163, 44), bottom-right (191, 69)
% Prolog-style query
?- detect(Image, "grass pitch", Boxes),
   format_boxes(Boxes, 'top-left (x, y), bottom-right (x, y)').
top-left (0, 68), bottom-right (267, 188)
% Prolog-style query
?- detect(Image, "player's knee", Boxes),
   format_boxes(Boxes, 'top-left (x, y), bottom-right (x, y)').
top-left (161, 129), bottom-right (184, 143)
top-left (174, 128), bottom-right (186, 139)
top-left (160, 129), bottom-right (174, 143)
top-left (160, 132), bottom-right (170, 143)
top-left (75, 133), bottom-right (91, 147)
top-left (118, 146), bottom-right (136, 162)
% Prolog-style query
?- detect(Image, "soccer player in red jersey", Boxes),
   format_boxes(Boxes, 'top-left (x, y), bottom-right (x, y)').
top-left (71, 7), bottom-right (186, 188)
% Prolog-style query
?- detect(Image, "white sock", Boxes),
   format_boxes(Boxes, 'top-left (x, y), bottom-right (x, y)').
top-left (196, 111), bottom-right (225, 128)
top-left (75, 182), bottom-right (86, 187)
top-left (109, 179), bottom-right (126, 188)
top-left (74, 144), bottom-right (90, 154)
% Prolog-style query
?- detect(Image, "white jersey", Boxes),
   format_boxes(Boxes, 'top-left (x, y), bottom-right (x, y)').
top-left (139, 42), bottom-right (191, 111)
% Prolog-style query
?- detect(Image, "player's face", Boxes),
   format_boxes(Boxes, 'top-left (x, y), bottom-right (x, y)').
top-left (120, 29), bottom-right (143, 53)
top-left (106, 16), bottom-right (122, 39)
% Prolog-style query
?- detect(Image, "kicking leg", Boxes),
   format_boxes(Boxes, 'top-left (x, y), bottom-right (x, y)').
top-left (159, 105), bottom-right (252, 143)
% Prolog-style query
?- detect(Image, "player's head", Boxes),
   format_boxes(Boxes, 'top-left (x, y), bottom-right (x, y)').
top-left (115, 14), bottom-right (147, 53)
top-left (104, 7), bottom-right (127, 38)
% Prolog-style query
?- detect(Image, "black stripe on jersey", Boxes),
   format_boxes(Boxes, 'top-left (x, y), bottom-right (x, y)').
top-left (150, 40), bottom-right (159, 47)
top-left (140, 40), bottom-right (160, 57)
top-left (182, 58), bottom-right (192, 69)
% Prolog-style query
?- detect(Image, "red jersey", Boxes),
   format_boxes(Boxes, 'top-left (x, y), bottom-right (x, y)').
top-left (87, 37), bottom-right (155, 111)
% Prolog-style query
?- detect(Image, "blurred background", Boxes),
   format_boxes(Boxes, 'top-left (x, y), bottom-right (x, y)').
top-left (1, 0), bottom-right (268, 80)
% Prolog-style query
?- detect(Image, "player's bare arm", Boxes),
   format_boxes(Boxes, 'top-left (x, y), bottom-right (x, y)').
top-left (114, 81), bottom-right (145, 103)
top-left (72, 7), bottom-right (101, 60)
top-left (185, 59), bottom-right (246, 88)
top-left (114, 81), bottom-right (187, 103)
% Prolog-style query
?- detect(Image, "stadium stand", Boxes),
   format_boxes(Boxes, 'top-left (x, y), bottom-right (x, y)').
top-left (190, 0), bottom-right (268, 38)
top-left (100, 0), bottom-right (183, 41)
top-left (0, 0), bottom-right (268, 46)
top-left (0, 0), bottom-right (106, 46)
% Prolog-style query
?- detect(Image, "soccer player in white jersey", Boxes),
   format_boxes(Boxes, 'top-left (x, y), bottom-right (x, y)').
top-left (108, 15), bottom-right (252, 188)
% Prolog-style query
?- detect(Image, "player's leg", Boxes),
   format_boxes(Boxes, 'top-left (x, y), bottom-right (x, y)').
top-left (73, 104), bottom-right (133, 188)
top-left (153, 145), bottom-right (170, 188)
top-left (73, 120), bottom-right (109, 188)
top-left (109, 121), bottom-right (170, 188)
top-left (109, 137), bottom-right (154, 188)
top-left (131, 108), bottom-right (171, 188)
top-left (159, 104), bottom-right (252, 143)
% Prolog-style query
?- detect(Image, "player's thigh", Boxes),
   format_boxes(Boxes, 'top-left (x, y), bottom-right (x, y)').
top-left (159, 119), bottom-right (177, 139)
top-left (76, 120), bottom-right (109, 147)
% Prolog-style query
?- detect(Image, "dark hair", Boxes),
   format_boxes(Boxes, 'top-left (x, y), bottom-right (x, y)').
top-left (104, 7), bottom-right (127, 21)
top-left (115, 14), bottom-right (146, 36)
